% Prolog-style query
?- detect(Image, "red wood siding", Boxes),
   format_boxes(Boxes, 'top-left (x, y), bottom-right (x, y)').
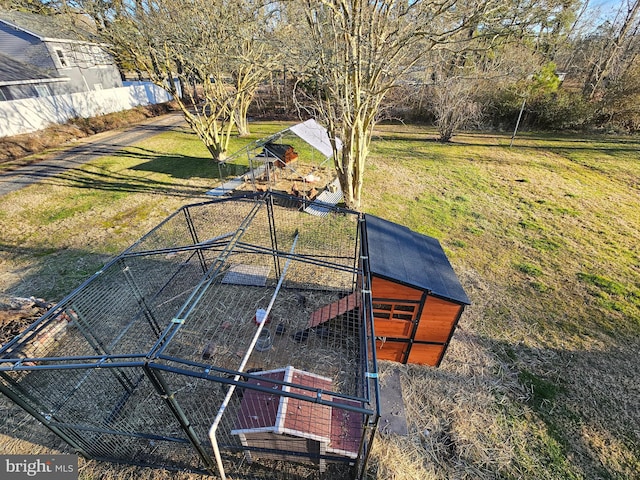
top-left (372, 300), bottom-right (418, 339)
top-left (371, 275), bottom-right (463, 366)
top-left (375, 340), bottom-right (407, 363)
top-left (407, 343), bottom-right (444, 366)
top-left (373, 318), bottom-right (413, 338)
top-left (414, 296), bottom-right (462, 343)
top-left (371, 276), bottom-right (422, 301)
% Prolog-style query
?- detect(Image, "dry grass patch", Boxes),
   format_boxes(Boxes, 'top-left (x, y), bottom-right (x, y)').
top-left (364, 125), bottom-right (639, 479)
top-left (1, 123), bottom-right (638, 479)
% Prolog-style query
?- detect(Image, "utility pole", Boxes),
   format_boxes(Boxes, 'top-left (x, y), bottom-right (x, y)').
top-left (510, 97), bottom-right (527, 148)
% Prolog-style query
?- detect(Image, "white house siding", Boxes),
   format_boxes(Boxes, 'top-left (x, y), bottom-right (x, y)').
top-left (44, 40), bottom-right (123, 93)
top-left (0, 19), bottom-right (122, 94)
top-left (0, 82), bottom-right (172, 137)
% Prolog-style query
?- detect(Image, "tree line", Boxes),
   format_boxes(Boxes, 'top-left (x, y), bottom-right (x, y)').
top-left (3, 0), bottom-right (638, 210)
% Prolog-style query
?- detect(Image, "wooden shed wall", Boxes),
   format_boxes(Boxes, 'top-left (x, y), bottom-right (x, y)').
top-left (371, 276), bottom-right (420, 341)
top-left (375, 339), bottom-right (408, 363)
top-left (371, 275), bottom-right (464, 366)
top-left (406, 343), bottom-right (445, 365)
top-left (371, 276), bottom-right (422, 301)
top-left (239, 432), bottom-right (323, 465)
top-left (415, 296), bottom-right (463, 344)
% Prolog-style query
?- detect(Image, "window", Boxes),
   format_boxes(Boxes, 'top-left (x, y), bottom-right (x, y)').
top-left (56, 49), bottom-right (68, 67)
top-left (372, 302), bottom-right (418, 321)
top-left (34, 85), bottom-right (51, 97)
top-left (93, 83), bottom-right (103, 91)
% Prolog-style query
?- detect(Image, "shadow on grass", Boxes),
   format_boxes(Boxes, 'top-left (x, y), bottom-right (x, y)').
top-left (371, 130), bottom-right (640, 154)
top-left (128, 147), bottom-right (248, 180)
top-left (488, 336), bottom-right (640, 480)
top-left (0, 243), bottom-right (111, 301)
top-left (0, 149), bottom-right (233, 198)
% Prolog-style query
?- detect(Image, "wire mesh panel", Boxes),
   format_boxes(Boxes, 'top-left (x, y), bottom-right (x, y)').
top-left (0, 192), bottom-right (379, 479)
top-left (148, 357), bottom-right (375, 480)
top-left (125, 198), bottom-right (262, 256)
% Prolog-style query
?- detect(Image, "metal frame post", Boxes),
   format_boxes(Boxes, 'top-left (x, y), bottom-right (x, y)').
top-left (143, 364), bottom-right (217, 473)
top-left (0, 372), bottom-right (91, 458)
top-left (208, 232), bottom-right (299, 480)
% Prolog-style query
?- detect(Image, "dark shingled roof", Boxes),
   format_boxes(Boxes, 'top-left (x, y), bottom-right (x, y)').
top-left (0, 52), bottom-right (58, 84)
top-left (365, 214), bottom-right (470, 305)
top-left (0, 9), bottom-right (94, 42)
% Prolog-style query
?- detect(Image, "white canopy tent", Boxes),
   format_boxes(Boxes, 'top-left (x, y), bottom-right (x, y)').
top-left (288, 119), bottom-right (342, 158)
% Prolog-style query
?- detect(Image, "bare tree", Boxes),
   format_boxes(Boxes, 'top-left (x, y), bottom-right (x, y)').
top-left (77, 0), bottom-right (278, 160)
top-left (582, 0), bottom-right (640, 100)
top-left (424, 0), bottom-right (581, 142)
top-left (292, 0), bottom-right (499, 210)
top-left (431, 74), bottom-right (482, 142)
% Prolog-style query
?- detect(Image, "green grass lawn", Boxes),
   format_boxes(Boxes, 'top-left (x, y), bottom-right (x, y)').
top-left (0, 122), bottom-right (638, 480)
top-left (365, 126), bottom-right (640, 479)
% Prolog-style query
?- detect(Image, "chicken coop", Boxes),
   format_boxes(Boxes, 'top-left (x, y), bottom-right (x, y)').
top-left (364, 215), bottom-right (470, 366)
top-left (208, 119), bottom-right (343, 206)
top-left (0, 192), bottom-right (380, 480)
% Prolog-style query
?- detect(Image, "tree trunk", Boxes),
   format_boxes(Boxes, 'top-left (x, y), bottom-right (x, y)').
top-left (235, 99), bottom-right (251, 137)
top-left (178, 104), bottom-right (229, 162)
top-left (334, 117), bottom-right (370, 211)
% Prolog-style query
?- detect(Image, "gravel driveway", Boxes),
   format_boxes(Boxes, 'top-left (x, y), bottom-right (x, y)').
top-left (0, 112), bottom-right (187, 197)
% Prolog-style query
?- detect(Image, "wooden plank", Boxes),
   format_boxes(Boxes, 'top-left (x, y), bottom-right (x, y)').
top-left (241, 433), bottom-right (323, 466)
top-left (407, 343), bottom-right (444, 366)
top-left (378, 367), bottom-right (408, 436)
top-left (372, 276), bottom-right (422, 301)
top-left (282, 370), bottom-right (333, 443)
top-left (375, 340), bottom-right (407, 363)
top-left (373, 318), bottom-right (413, 338)
top-left (328, 397), bottom-right (363, 458)
top-left (308, 292), bottom-right (361, 328)
top-left (414, 296), bottom-right (462, 343)
top-left (232, 371), bottom-right (285, 432)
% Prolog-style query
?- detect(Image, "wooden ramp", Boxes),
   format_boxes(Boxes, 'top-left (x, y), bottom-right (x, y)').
top-left (303, 178), bottom-right (342, 217)
top-left (308, 292), bottom-right (361, 328)
top-left (327, 397), bottom-right (363, 459)
top-left (206, 164), bottom-right (267, 196)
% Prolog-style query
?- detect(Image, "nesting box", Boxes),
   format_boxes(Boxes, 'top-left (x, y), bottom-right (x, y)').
top-left (261, 142), bottom-right (298, 167)
top-left (231, 366), bottom-right (361, 471)
top-left (364, 215), bottom-right (470, 366)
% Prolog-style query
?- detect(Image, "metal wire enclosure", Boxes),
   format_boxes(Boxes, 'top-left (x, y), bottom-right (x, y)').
top-left (0, 192), bottom-right (380, 479)
top-left (213, 119), bottom-right (336, 197)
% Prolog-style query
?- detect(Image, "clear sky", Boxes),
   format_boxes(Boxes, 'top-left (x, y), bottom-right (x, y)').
top-left (586, 0), bottom-right (629, 22)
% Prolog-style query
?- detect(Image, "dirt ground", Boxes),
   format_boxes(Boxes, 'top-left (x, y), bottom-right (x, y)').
top-left (0, 296), bottom-right (52, 346)
top-left (237, 160), bottom-right (337, 201)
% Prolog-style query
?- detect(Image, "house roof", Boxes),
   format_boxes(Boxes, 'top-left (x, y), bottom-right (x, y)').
top-left (0, 52), bottom-right (68, 86)
top-left (365, 214), bottom-right (470, 305)
top-left (0, 9), bottom-right (96, 43)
